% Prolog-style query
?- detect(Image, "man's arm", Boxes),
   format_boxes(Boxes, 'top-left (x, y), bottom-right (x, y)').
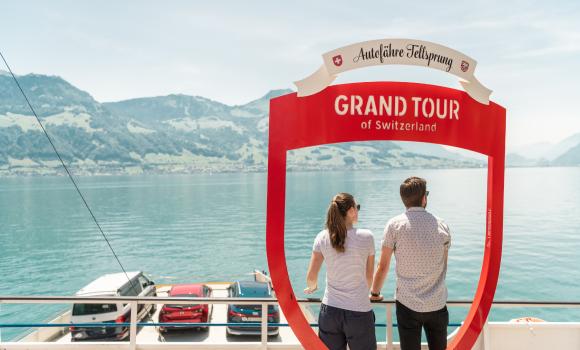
top-left (304, 251), bottom-right (324, 294)
top-left (443, 221), bottom-right (451, 269)
top-left (370, 246), bottom-right (393, 300)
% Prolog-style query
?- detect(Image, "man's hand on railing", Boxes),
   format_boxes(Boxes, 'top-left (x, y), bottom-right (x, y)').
top-left (304, 285), bottom-right (318, 294)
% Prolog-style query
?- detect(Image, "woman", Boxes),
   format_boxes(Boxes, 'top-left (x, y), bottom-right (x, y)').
top-left (305, 193), bottom-right (376, 350)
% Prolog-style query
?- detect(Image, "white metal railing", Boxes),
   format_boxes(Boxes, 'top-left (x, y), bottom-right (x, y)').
top-left (1, 296), bottom-right (580, 350)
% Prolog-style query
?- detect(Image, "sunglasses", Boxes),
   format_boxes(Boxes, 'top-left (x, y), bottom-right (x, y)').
top-left (426, 190), bottom-right (430, 197)
top-left (355, 204), bottom-right (361, 211)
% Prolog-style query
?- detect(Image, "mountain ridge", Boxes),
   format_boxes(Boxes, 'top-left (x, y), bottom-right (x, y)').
top-left (1, 72), bottom-right (576, 176)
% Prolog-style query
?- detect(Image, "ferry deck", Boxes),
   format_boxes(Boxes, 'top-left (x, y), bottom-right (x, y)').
top-left (2, 281), bottom-right (580, 349)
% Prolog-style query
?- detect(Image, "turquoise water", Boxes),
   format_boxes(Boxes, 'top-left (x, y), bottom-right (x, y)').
top-left (1, 168), bottom-right (580, 341)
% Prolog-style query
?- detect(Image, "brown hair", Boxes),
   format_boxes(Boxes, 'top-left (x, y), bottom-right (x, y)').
top-left (400, 177), bottom-right (427, 208)
top-left (325, 193), bottom-right (356, 253)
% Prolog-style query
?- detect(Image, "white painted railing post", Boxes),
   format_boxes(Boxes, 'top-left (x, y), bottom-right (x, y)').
top-left (482, 320), bottom-right (490, 350)
top-left (261, 303), bottom-right (268, 348)
top-left (130, 302), bottom-right (137, 350)
top-left (386, 304), bottom-right (394, 350)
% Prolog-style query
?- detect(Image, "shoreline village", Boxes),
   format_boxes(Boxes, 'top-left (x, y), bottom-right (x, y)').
top-left (334, 95), bottom-right (460, 120)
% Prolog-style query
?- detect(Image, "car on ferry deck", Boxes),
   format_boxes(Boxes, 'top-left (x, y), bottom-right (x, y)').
top-left (70, 271), bottom-right (156, 341)
top-left (158, 284), bottom-right (213, 332)
top-left (226, 281), bottom-right (279, 336)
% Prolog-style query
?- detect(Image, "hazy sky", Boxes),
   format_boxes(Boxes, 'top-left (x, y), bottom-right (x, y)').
top-left (1, 0), bottom-right (579, 149)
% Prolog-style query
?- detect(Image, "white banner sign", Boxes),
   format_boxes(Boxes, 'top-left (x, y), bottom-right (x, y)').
top-left (295, 39), bottom-right (492, 105)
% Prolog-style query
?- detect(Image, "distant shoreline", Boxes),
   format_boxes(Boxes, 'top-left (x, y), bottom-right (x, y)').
top-left (1, 164), bottom-right (577, 178)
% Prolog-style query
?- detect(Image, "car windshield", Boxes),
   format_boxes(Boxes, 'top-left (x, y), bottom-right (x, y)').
top-left (238, 284), bottom-right (271, 298)
top-left (72, 303), bottom-right (117, 316)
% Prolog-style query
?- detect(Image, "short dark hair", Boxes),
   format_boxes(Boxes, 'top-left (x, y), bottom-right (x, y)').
top-left (400, 177), bottom-right (427, 208)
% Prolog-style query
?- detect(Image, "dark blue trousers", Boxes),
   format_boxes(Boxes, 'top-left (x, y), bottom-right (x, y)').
top-left (318, 303), bottom-right (377, 350)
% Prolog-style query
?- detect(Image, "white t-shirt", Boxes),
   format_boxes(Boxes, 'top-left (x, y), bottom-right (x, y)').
top-left (313, 228), bottom-right (375, 312)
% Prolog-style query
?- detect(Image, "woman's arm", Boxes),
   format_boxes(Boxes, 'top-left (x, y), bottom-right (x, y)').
top-left (304, 251), bottom-right (324, 294)
top-left (366, 254), bottom-right (375, 288)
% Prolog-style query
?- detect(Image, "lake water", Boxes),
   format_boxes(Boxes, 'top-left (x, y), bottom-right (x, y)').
top-left (1, 167), bottom-right (580, 342)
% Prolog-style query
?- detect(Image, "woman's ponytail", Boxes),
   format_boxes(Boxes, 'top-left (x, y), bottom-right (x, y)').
top-left (325, 193), bottom-right (355, 253)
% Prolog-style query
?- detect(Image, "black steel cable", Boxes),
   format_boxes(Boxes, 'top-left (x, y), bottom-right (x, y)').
top-left (0, 50), bottom-right (139, 293)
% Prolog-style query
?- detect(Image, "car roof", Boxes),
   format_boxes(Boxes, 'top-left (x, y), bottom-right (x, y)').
top-left (75, 271), bottom-right (141, 296)
top-left (169, 284), bottom-right (205, 296)
top-left (235, 281), bottom-right (272, 297)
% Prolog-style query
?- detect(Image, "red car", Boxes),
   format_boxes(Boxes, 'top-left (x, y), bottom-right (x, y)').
top-left (158, 284), bottom-right (213, 332)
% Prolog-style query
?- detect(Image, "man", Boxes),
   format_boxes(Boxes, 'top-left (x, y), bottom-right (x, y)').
top-left (370, 177), bottom-right (451, 350)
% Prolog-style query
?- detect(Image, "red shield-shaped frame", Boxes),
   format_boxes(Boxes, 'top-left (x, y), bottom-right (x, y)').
top-left (266, 82), bottom-right (505, 350)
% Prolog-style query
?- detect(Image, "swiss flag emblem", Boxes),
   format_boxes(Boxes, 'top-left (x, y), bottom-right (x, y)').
top-left (332, 55), bottom-right (343, 67)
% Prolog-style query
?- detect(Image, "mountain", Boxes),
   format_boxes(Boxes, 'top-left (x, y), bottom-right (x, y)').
top-left (510, 142), bottom-right (554, 161)
top-left (505, 153), bottom-right (544, 167)
top-left (553, 141), bottom-right (580, 166)
top-left (393, 142), bottom-right (485, 162)
top-left (509, 133), bottom-right (580, 166)
top-left (0, 72), bottom-right (485, 176)
top-left (103, 94), bottom-right (232, 123)
top-left (0, 72), bottom-right (199, 174)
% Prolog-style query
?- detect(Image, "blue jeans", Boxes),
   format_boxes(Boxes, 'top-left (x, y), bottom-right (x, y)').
top-left (318, 303), bottom-right (376, 350)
